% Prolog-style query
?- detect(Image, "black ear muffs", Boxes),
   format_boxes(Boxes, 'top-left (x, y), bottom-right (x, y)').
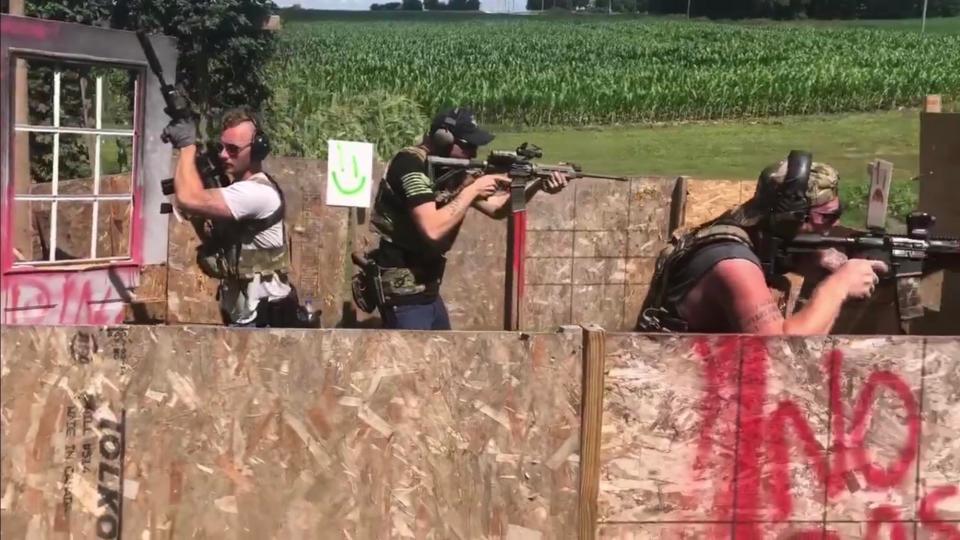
top-left (773, 150), bottom-right (812, 214)
top-left (250, 113), bottom-right (271, 162)
top-left (430, 110), bottom-right (459, 149)
top-left (251, 128), bottom-right (270, 162)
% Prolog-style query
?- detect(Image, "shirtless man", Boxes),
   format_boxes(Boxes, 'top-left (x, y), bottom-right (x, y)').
top-left (636, 150), bottom-right (888, 334)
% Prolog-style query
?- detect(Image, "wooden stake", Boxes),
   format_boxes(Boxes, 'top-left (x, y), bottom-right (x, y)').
top-left (865, 159), bottom-right (893, 231)
top-left (578, 325), bottom-right (606, 540)
top-left (669, 175), bottom-right (688, 235)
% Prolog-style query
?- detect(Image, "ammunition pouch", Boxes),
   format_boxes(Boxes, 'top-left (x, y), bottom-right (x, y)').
top-left (197, 243), bottom-right (233, 280)
top-left (197, 243), bottom-right (289, 281)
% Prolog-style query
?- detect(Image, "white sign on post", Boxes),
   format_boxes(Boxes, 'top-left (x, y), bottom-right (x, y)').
top-left (326, 139), bottom-right (374, 208)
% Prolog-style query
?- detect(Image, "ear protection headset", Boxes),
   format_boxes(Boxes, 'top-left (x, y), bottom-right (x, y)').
top-left (776, 150), bottom-right (812, 214)
top-left (756, 150), bottom-right (812, 218)
top-left (248, 110), bottom-right (271, 162)
top-left (430, 108), bottom-right (459, 149)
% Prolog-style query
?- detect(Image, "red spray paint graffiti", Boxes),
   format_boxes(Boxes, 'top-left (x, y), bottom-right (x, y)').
top-left (690, 336), bottom-right (959, 540)
top-left (1, 267), bottom-right (139, 325)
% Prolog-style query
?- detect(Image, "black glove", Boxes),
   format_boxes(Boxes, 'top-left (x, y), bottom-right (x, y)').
top-left (161, 117), bottom-right (197, 149)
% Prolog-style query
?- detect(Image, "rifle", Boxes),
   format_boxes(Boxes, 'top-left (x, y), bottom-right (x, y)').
top-left (426, 142), bottom-right (626, 331)
top-left (135, 30), bottom-right (225, 212)
top-left (766, 211), bottom-right (960, 325)
top-left (427, 142), bottom-right (626, 200)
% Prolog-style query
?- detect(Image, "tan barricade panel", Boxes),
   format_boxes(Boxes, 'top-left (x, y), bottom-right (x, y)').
top-left (598, 334), bottom-right (959, 539)
top-left (524, 177), bottom-right (674, 332)
top-left (0, 325), bottom-right (583, 539)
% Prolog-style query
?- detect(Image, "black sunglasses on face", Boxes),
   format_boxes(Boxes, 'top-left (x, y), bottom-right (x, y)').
top-left (456, 139), bottom-right (477, 151)
top-left (218, 141), bottom-right (252, 157)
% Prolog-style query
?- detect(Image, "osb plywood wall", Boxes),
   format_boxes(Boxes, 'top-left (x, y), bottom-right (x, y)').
top-left (522, 177), bottom-right (677, 332)
top-left (598, 333), bottom-right (959, 539)
top-left (0, 325), bottom-right (583, 539)
top-left (3, 327), bottom-right (956, 540)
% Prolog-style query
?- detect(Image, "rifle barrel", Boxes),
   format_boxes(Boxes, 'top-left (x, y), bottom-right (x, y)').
top-left (136, 31), bottom-right (167, 83)
top-left (581, 173), bottom-right (629, 181)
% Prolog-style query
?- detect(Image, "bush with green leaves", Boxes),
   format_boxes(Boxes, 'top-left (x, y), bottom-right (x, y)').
top-left (26, 0), bottom-right (278, 137)
top-left (20, 0), bottom-right (277, 183)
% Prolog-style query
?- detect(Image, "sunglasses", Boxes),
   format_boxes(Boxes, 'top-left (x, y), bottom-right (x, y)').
top-left (217, 141), bottom-right (252, 157)
top-left (456, 138), bottom-right (477, 151)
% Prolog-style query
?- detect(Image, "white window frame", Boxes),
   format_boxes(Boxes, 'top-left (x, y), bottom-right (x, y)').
top-left (12, 63), bottom-right (139, 265)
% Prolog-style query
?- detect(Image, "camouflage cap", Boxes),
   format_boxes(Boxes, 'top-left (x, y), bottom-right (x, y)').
top-left (756, 158), bottom-right (840, 207)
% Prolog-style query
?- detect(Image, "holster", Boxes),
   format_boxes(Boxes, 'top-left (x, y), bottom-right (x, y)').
top-left (351, 251), bottom-right (386, 314)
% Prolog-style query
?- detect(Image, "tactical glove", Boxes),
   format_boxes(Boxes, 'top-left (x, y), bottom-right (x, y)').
top-left (161, 117), bottom-right (197, 149)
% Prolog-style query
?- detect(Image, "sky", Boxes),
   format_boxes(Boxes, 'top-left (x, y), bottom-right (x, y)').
top-left (276, 0), bottom-right (531, 13)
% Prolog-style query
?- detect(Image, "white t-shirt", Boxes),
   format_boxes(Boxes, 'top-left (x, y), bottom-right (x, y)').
top-left (217, 173), bottom-right (293, 324)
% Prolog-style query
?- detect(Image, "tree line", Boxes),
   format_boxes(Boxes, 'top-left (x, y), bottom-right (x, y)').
top-left (526, 0), bottom-right (960, 17)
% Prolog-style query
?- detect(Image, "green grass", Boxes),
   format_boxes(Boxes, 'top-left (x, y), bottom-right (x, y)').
top-left (490, 110), bottom-right (921, 227)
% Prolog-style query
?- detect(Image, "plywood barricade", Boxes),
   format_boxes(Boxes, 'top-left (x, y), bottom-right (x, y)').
top-left (598, 334), bottom-right (960, 540)
top-left (0, 325), bottom-right (584, 539)
top-left (2, 326), bottom-right (957, 539)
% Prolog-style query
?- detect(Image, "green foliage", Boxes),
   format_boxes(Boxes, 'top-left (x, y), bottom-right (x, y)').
top-left (263, 81), bottom-right (427, 162)
top-left (269, 19), bottom-right (960, 129)
top-left (27, 0), bottom-right (278, 138)
top-left (842, 177), bottom-right (918, 225)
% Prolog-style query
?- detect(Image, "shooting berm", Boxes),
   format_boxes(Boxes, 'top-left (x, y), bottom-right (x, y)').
top-left (1, 4), bottom-right (959, 540)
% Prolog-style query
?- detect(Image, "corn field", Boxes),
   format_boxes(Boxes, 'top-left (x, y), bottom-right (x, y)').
top-left (267, 17), bottom-right (960, 129)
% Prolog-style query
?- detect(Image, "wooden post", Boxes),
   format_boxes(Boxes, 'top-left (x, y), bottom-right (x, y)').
top-left (865, 159), bottom-right (893, 231)
top-left (10, 0), bottom-right (33, 261)
top-left (503, 178), bottom-right (527, 331)
top-left (668, 175), bottom-right (688, 236)
top-left (578, 325), bottom-right (605, 540)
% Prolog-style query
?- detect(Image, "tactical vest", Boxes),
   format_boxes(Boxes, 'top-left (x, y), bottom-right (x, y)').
top-left (636, 219), bottom-right (757, 332)
top-left (371, 146), bottom-right (428, 253)
top-left (355, 146), bottom-right (463, 309)
top-left (197, 173), bottom-right (290, 281)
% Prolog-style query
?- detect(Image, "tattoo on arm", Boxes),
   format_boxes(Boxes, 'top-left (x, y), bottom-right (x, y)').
top-left (443, 196), bottom-right (466, 216)
top-left (740, 301), bottom-right (784, 332)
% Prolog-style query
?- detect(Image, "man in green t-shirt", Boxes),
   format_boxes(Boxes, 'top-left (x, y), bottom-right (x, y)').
top-left (356, 106), bottom-right (569, 330)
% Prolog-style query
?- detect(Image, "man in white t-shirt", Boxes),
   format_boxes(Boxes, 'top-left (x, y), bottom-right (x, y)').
top-left (162, 107), bottom-right (301, 327)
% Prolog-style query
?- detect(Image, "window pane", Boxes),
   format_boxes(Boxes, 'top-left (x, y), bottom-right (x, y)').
top-left (96, 201), bottom-right (132, 258)
top-left (55, 201), bottom-right (94, 261)
top-left (57, 134), bottom-right (95, 194)
top-left (19, 57), bottom-right (54, 127)
top-left (99, 136), bottom-right (134, 194)
top-left (95, 66), bottom-right (138, 130)
top-left (59, 66), bottom-right (96, 129)
top-left (11, 200), bottom-right (52, 263)
top-left (13, 131), bottom-right (50, 193)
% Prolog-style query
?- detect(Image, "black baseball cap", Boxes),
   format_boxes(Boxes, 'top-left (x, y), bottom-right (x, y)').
top-left (430, 107), bottom-right (495, 147)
